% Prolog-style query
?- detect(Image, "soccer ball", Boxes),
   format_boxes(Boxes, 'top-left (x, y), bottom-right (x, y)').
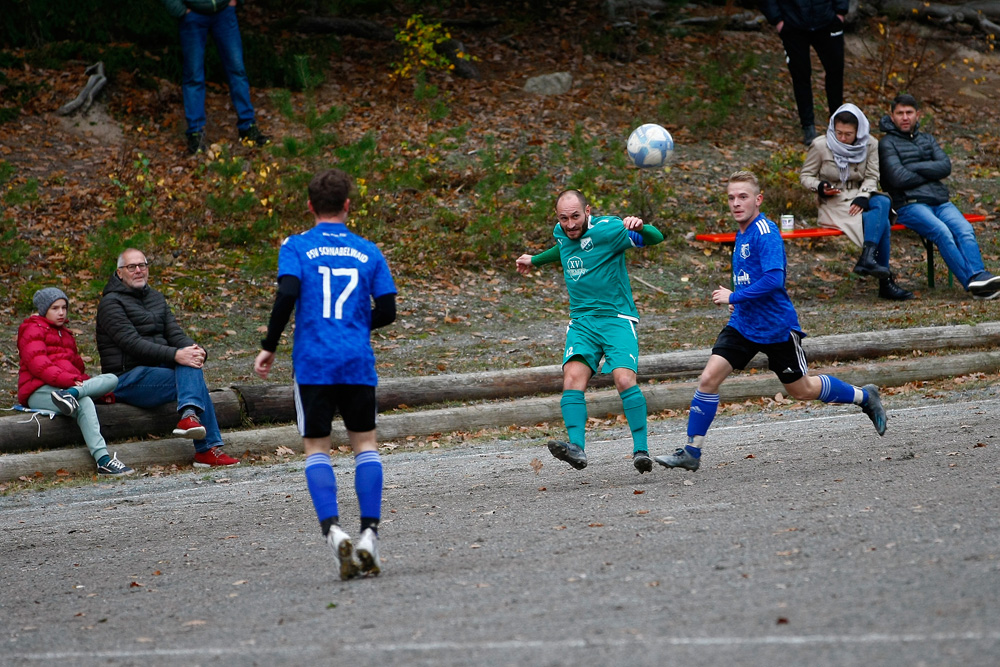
top-left (626, 123), bottom-right (674, 168)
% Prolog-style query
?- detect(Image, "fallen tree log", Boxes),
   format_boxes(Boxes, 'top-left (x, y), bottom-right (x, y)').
top-left (4, 349), bottom-right (998, 481)
top-left (295, 17), bottom-right (395, 40)
top-left (0, 390), bottom-right (242, 455)
top-left (235, 321), bottom-right (1000, 421)
top-left (2, 322), bottom-right (998, 455)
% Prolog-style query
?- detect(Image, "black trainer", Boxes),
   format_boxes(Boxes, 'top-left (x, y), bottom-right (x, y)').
top-left (861, 384), bottom-right (887, 436)
top-left (547, 440), bottom-right (587, 470)
top-left (238, 123), bottom-right (270, 147)
top-left (186, 131), bottom-right (207, 155)
top-left (632, 450), bottom-right (653, 474)
top-left (802, 125), bottom-right (817, 145)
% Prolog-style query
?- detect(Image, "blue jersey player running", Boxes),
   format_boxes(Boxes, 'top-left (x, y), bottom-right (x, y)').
top-left (254, 169), bottom-right (397, 580)
top-left (655, 170), bottom-right (887, 472)
top-left (516, 189), bottom-right (664, 474)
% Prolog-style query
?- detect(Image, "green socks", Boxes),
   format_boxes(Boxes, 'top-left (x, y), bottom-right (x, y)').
top-left (620, 385), bottom-right (648, 453)
top-left (560, 389), bottom-right (588, 448)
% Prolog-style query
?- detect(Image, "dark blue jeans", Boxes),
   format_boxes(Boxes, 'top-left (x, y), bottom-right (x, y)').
top-left (862, 194), bottom-right (892, 268)
top-left (897, 202), bottom-right (984, 289)
top-left (179, 5), bottom-right (255, 135)
top-left (114, 366), bottom-right (223, 453)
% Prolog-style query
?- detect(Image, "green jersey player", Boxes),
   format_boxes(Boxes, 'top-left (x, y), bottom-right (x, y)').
top-left (516, 189), bottom-right (664, 473)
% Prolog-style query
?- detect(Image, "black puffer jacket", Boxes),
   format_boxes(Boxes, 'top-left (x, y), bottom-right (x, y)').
top-left (759, 0), bottom-right (848, 30)
top-left (877, 115), bottom-right (952, 210)
top-left (96, 273), bottom-right (196, 375)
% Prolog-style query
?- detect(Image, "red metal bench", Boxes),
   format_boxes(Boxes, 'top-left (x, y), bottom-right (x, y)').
top-left (695, 214), bottom-right (987, 289)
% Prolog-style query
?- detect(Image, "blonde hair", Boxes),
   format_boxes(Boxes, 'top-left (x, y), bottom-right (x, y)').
top-left (728, 170), bottom-right (760, 196)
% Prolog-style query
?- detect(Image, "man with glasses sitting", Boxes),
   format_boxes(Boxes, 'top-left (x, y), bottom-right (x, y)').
top-left (95, 248), bottom-right (239, 467)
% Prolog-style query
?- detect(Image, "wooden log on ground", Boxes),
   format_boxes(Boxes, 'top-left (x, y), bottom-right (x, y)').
top-left (5, 350), bottom-right (998, 482)
top-left (233, 322), bottom-right (1000, 421)
top-left (0, 389), bottom-right (243, 455)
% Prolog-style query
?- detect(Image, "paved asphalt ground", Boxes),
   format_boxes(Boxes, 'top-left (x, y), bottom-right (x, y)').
top-left (2, 393), bottom-right (999, 667)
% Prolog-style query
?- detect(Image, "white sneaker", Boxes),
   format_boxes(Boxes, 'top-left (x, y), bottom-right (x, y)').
top-left (356, 528), bottom-right (381, 577)
top-left (326, 525), bottom-right (360, 581)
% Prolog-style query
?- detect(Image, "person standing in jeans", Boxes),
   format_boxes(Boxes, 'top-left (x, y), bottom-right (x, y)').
top-left (159, 0), bottom-right (269, 154)
top-left (761, 0), bottom-right (846, 145)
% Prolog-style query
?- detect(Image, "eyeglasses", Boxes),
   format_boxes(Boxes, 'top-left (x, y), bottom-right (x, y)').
top-left (119, 262), bottom-right (149, 273)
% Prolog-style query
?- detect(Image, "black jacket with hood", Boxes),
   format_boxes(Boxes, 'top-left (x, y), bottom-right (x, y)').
top-left (877, 114), bottom-right (952, 211)
top-left (96, 272), bottom-right (196, 375)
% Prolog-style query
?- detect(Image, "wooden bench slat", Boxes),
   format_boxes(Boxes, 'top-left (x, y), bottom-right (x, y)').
top-left (694, 213), bottom-right (987, 289)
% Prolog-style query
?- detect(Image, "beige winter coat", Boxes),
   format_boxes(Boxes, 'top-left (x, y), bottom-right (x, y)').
top-left (799, 135), bottom-right (881, 247)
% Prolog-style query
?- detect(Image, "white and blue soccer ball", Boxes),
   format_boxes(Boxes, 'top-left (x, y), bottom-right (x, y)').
top-left (626, 123), bottom-right (674, 168)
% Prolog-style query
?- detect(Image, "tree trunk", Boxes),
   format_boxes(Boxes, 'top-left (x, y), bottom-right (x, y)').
top-left (4, 349), bottom-right (997, 481)
top-left (0, 390), bottom-right (242, 455)
top-left (295, 17), bottom-right (395, 41)
top-left (2, 322), bottom-right (999, 456)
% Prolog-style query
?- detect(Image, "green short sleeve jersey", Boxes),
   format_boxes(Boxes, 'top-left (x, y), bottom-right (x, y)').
top-left (553, 215), bottom-right (639, 319)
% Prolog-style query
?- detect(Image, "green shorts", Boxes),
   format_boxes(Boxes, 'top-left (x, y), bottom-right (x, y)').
top-left (563, 315), bottom-right (639, 375)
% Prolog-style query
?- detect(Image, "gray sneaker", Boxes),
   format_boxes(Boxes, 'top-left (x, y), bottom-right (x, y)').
top-left (633, 450), bottom-right (653, 474)
top-left (327, 525), bottom-right (360, 581)
top-left (861, 384), bottom-right (887, 436)
top-left (547, 440), bottom-right (587, 470)
top-left (654, 447), bottom-right (701, 471)
top-left (356, 528), bottom-right (381, 577)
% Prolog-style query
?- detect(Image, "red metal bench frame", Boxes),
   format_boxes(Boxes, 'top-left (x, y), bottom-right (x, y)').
top-left (695, 214), bottom-right (987, 289)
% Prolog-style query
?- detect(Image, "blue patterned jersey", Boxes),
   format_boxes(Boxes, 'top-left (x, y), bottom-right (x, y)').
top-left (278, 222), bottom-right (397, 385)
top-left (728, 213), bottom-right (801, 343)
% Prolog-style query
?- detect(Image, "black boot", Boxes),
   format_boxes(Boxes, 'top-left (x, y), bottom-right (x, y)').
top-left (879, 274), bottom-right (914, 301)
top-left (853, 242), bottom-right (891, 279)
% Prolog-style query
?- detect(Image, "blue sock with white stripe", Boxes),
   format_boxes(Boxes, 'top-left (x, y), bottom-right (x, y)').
top-left (687, 391), bottom-right (719, 438)
top-left (305, 452), bottom-right (339, 524)
top-left (817, 375), bottom-right (865, 405)
top-left (354, 450), bottom-right (383, 525)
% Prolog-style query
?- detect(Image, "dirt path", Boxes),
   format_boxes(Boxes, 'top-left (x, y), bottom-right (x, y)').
top-left (3, 387), bottom-right (999, 666)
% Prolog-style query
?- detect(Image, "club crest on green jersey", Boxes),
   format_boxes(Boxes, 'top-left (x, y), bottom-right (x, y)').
top-left (566, 256), bottom-right (587, 281)
top-left (580, 237), bottom-right (594, 251)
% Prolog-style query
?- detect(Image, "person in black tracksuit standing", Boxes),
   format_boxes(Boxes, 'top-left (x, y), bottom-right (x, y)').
top-left (760, 0), bottom-right (847, 145)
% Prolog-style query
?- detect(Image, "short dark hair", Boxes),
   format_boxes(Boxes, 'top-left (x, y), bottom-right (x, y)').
top-left (833, 110), bottom-right (859, 128)
top-left (891, 94), bottom-right (920, 111)
top-left (308, 169), bottom-right (353, 216)
top-left (555, 189), bottom-right (588, 210)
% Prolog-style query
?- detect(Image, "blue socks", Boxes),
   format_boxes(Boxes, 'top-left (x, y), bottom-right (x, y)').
top-left (354, 450), bottom-right (383, 527)
top-left (620, 385), bottom-right (648, 453)
top-left (305, 452), bottom-right (339, 524)
top-left (560, 389), bottom-right (588, 448)
top-left (688, 391), bottom-right (719, 438)
top-left (818, 375), bottom-right (864, 405)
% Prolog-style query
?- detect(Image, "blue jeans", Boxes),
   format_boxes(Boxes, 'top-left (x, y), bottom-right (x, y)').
top-left (114, 366), bottom-right (223, 453)
top-left (896, 202), bottom-right (984, 288)
top-left (179, 5), bottom-right (255, 135)
top-left (862, 194), bottom-right (892, 269)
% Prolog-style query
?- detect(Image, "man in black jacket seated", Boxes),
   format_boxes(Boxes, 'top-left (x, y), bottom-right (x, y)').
top-left (878, 94), bottom-right (1000, 300)
top-left (95, 248), bottom-right (239, 467)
